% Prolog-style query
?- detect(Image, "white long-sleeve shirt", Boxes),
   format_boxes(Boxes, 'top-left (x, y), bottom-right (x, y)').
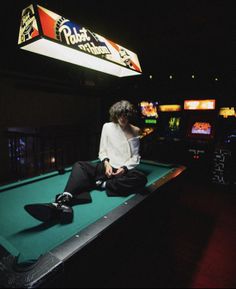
top-left (98, 122), bottom-right (141, 170)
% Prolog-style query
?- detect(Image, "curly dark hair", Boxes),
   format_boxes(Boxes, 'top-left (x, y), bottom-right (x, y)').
top-left (109, 100), bottom-right (136, 123)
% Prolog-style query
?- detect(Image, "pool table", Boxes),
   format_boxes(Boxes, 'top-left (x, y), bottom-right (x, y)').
top-left (0, 160), bottom-right (185, 288)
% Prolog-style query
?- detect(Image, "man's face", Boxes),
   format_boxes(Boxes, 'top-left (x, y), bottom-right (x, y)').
top-left (118, 114), bottom-right (128, 128)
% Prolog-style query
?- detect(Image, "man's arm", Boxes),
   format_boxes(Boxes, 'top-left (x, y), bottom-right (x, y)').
top-left (98, 124), bottom-right (109, 162)
top-left (98, 124), bottom-right (114, 178)
top-left (104, 159), bottom-right (113, 178)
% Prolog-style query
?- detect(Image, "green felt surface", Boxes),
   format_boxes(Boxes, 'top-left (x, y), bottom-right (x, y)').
top-left (0, 162), bottom-right (173, 263)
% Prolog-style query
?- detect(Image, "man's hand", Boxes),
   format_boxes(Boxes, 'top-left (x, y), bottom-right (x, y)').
top-left (112, 167), bottom-right (125, 177)
top-left (104, 161), bottom-right (113, 178)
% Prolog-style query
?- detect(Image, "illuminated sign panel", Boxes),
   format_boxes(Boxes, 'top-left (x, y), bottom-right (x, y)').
top-left (145, 119), bottom-right (157, 124)
top-left (158, 105), bottom-right (181, 112)
top-left (219, 107), bottom-right (236, 118)
top-left (18, 4), bottom-right (142, 77)
top-left (184, 100), bottom-right (216, 110)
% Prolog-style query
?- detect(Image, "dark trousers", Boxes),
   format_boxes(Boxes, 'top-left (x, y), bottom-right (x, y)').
top-left (64, 161), bottom-right (148, 203)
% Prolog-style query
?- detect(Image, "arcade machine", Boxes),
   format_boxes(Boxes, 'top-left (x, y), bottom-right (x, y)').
top-left (211, 107), bottom-right (236, 187)
top-left (137, 100), bottom-right (159, 160)
top-left (157, 105), bottom-right (183, 140)
top-left (183, 99), bottom-right (218, 177)
top-left (155, 104), bottom-right (184, 163)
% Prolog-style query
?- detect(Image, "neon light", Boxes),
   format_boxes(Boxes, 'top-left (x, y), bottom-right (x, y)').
top-left (145, 119), bottom-right (157, 124)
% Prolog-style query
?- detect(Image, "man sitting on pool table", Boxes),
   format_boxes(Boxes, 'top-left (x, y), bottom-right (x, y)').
top-left (25, 100), bottom-right (148, 224)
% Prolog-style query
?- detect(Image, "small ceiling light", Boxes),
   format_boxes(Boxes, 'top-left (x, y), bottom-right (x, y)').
top-left (192, 74), bottom-right (195, 79)
top-left (169, 75), bottom-right (173, 80)
top-left (51, 157), bottom-right (56, 164)
top-left (149, 75), bottom-right (153, 80)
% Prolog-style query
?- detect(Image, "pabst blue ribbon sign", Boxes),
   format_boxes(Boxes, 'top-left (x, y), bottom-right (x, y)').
top-left (18, 4), bottom-right (142, 77)
top-left (18, 4), bottom-right (39, 44)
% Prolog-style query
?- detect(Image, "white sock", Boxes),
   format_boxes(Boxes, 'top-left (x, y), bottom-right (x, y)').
top-left (63, 192), bottom-right (73, 198)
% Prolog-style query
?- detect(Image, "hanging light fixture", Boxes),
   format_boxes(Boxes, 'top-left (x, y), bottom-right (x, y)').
top-left (18, 4), bottom-right (142, 77)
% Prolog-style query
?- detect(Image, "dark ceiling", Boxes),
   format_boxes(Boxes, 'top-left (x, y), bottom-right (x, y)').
top-left (1, 0), bottom-right (236, 97)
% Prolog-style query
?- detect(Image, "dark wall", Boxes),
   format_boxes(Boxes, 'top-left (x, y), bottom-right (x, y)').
top-left (0, 74), bottom-right (103, 182)
top-left (0, 77), bottom-right (101, 127)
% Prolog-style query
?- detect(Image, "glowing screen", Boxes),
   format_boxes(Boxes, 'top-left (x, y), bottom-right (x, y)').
top-left (140, 101), bottom-right (159, 118)
top-left (191, 122), bottom-right (212, 135)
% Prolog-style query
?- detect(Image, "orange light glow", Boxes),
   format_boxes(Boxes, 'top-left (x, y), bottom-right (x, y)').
top-left (140, 127), bottom-right (155, 139)
top-left (184, 100), bottom-right (216, 110)
top-left (159, 105), bottom-right (181, 112)
top-left (219, 107), bottom-right (236, 118)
